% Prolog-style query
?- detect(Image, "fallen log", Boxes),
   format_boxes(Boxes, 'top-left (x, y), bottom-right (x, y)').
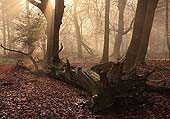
top-left (49, 58), bottom-right (170, 113)
top-left (48, 60), bottom-right (100, 95)
top-left (88, 59), bottom-right (170, 113)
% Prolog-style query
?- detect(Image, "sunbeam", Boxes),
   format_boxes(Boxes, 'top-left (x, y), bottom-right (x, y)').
top-left (50, 0), bottom-right (56, 9)
top-left (5, 0), bottom-right (26, 18)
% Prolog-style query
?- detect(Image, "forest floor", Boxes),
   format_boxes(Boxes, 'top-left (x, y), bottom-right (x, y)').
top-left (0, 57), bottom-right (170, 119)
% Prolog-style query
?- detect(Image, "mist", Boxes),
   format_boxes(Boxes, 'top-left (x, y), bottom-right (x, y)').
top-left (0, 0), bottom-right (170, 118)
top-left (0, 0), bottom-right (169, 61)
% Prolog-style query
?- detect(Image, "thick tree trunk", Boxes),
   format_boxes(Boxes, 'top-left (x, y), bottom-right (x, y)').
top-left (124, 0), bottom-right (148, 73)
top-left (46, 3), bottom-right (55, 64)
top-left (136, 0), bottom-right (159, 64)
top-left (45, 0), bottom-right (65, 65)
top-left (124, 0), bottom-right (158, 73)
top-left (112, 0), bottom-right (126, 60)
top-left (52, 0), bottom-right (64, 64)
top-left (73, 0), bottom-right (83, 58)
top-left (101, 0), bottom-right (110, 63)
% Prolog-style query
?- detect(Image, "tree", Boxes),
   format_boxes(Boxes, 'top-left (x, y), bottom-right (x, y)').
top-left (101, 0), bottom-right (110, 63)
top-left (13, 7), bottom-right (45, 55)
top-left (112, 0), bottom-right (126, 60)
top-left (2, 0), bottom-right (7, 55)
top-left (165, 0), bottom-right (170, 59)
top-left (136, 0), bottom-right (159, 64)
top-left (73, 0), bottom-right (83, 58)
top-left (94, 0), bottom-right (100, 52)
top-left (26, 0), bottom-right (32, 53)
top-left (124, 0), bottom-right (159, 73)
top-left (6, 14), bottom-right (11, 49)
top-left (27, 0), bottom-right (65, 65)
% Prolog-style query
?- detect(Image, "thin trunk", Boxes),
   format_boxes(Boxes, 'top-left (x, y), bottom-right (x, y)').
top-left (101, 0), bottom-right (110, 63)
top-left (124, 0), bottom-right (148, 73)
top-left (2, 2), bottom-right (7, 55)
top-left (95, 13), bottom-right (99, 52)
top-left (6, 15), bottom-right (11, 49)
top-left (94, 0), bottom-right (100, 52)
top-left (112, 0), bottom-right (126, 60)
top-left (137, 0), bottom-right (159, 64)
top-left (26, 1), bottom-right (32, 54)
top-left (73, 0), bottom-right (83, 58)
top-left (166, 0), bottom-right (170, 59)
top-left (42, 38), bottom-right (46, 58)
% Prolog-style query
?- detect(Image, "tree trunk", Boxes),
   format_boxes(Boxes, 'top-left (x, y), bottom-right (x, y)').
top-left (73, 0), bottom-right (83, 58)
top-left (136, 0), bottom-right (159, 64)
top-left (42, 38), bottom-right (46, 58)
top-left (112, 0), bottom-right (126, 60)
top-left (94, 0), bottom-right (100, 52)
top-left (2, 1), bottom-right (7, 55)
top-left (124, 0), bottom-right (148, 73)
top-left (45, 0), bottom-right (65, 65)
top-left (6, 15), bottom-right (11, 49)
top-left (26, 1), bottom-right (32, 54)
top-left (101, 0), bottom-right (110, 63)
top-left (165, 0), bottom-right (170, 59)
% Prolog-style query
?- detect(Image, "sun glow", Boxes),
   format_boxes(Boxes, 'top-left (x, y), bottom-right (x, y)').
top-left (65, 0), bottom-right (73, 6)
top-left (50, 0), bottom-right (56, 9)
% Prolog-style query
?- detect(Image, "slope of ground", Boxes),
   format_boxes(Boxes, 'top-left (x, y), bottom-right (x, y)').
top-left (0, 60), bottom-right (170, 119)
top-left (0, 65), bottom-right (93, 119)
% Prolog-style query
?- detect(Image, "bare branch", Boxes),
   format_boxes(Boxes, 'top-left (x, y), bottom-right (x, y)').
top-left (122, 18), bottom-right (134, 35)
top-left (0, 44), bottom-right (38, 71)
top-left (0, 44), bottom-right (28, 56)
top-left (110, 17), bottom-right (134, 36)
top-left (57, 43), bottom-right (64, 54)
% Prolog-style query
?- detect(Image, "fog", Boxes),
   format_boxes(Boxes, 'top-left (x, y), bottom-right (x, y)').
top-left (0, 0), bottom-right (169, 61)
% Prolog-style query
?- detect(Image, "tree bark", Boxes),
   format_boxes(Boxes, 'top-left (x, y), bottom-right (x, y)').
top-left (112, 0), bottom-right (126, 60)
top-left (27, 0), bottom-right (64, 65)
top-left (124, 0), bottom-right (148, 73)
top-left (94, 0), bottom-right (101, 52)
top-left (2, 1), bottom-right (7, 55)
top-left (46, 0), bottom-right (65, 64)
top-left (136, 0), bottom-right (159, 64)
top-left (165, 0), bottom-right (170, 59)
top-left (73, 0), bottom-right (83, 58)
top-left (101, 0), bottom-right (110, 63)
top-left (26, 1), bottom-right (32, 54)
top-left (6, 15), bottom-right (11, 49)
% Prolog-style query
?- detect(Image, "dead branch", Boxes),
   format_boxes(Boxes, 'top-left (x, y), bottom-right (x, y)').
top-left (80, 41), bottom-right (95, 56)
top-left (110, 17), bottom-right (134, 36)
top-left (0, 44), bottom-right (38, 71)
top-left (57, 43), bottom-right (64, 55)
top-left (0, 44), bottom-right (29, 56)
top-left (51, 43), bottom-right (64, 63)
